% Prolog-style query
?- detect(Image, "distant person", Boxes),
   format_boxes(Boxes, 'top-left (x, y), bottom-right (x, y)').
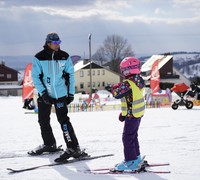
top-left (23, 98), bottom-right (35, 110)
top-left (31, 32), bottom-right (87, 162)
top-left (111, 57), bottom-right (145, 171)
top-left (93, 89), bottom-right (100, 104)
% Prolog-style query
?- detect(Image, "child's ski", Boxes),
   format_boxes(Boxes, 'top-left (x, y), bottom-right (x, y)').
top-left (87, 162), bottom-right (170, 172)
top-left (84, 167), bottom-right (171, 175)
top-left (84, 160), bottom-right (170, 175)
top-left (144, 169), bottom-right (171, 174)
top-left (92, 169), bottom-right (171, 174)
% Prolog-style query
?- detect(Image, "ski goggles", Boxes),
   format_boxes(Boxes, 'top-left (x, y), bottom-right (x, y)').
top-left (51, 40), bottom-right (62, 45)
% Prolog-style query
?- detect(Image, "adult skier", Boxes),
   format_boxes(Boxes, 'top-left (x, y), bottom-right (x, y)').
top-left (31, 32), bottom-right (86, 161)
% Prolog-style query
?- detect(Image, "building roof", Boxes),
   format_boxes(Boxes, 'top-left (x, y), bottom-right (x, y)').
top-left (74, 60), bottom-right (121, 76)
top-left (141, 55), bottom-right (173, 80)
top-left (141, 55), bottom-right (191, 86)
top-left (0, 63), bottom-right (18, 73)
top-left (141, 55), bottom-right (173, 72)
top-left (74, 60), bottom-right (104, 72)
top-left (74, 60), bottom-right (90, 72)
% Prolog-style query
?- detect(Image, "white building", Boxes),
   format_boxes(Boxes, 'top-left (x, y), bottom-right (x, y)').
top-left (74, 60), bottom-right (121, 93)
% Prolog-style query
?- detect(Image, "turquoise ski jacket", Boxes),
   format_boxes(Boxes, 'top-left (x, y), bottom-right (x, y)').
top-left (32, 46), bottom-right (75, 99)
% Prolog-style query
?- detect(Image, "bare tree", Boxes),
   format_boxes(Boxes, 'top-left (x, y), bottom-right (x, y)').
top-left (92, 34), bottom-right (134, 73)
top-left (92, 47), bottom-right (105, 66)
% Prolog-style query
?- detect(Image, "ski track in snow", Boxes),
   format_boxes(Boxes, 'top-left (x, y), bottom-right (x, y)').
top-left (0, 96), bottom-right (200, 180)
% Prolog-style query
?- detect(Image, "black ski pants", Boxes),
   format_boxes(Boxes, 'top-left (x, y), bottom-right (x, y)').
top-left (37, 96), bottom-right (79, 149)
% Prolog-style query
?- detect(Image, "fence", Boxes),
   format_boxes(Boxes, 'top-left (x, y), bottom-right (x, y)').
top-left (67, 103), bottom-right (121, 113)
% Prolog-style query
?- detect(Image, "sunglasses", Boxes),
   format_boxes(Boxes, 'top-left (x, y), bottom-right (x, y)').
top-left (51, 40), bottom-right (62, 45)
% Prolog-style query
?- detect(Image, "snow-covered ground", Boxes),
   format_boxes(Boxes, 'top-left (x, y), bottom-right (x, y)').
top-left (1, 96), bottom-right (200, 180)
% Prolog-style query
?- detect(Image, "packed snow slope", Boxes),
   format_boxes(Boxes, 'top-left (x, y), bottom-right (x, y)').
top-left (0, 96), bottom-right (200, 180)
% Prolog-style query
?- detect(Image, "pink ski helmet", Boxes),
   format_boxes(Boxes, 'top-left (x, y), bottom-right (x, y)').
top-left (120, 57), bottom-right (141, 76)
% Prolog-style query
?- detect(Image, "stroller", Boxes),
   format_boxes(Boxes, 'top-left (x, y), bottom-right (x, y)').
top-left (171, 83), bottom-right (196, 110)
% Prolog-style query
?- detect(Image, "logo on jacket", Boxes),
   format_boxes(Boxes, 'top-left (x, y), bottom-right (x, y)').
top-left (47, 77), bottom-right (51, 84)
top-left (58, 61), bottom-right (66, 69)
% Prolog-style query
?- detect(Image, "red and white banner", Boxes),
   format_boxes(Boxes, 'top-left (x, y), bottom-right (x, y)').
top-left (22, 63), bottom-right (34, 101)
top-left (150, 59), bottom-right (160, 94)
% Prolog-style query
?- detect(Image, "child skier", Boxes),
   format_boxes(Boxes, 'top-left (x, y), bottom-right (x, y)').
top-left (111, 57), bottom-right (145, 171)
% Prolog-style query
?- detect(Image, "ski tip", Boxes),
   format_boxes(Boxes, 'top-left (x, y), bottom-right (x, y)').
top-left (146, 170), bottom-right (171, 174)
top-left (7, 168), bottom-right (16, 174)
top-left (93, 154), bottom-right (114, 158)
top-left (103, 154), bottom-right (114, 157)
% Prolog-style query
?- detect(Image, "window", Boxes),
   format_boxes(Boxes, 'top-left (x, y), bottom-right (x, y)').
top-left (97, 70), bottom-right (100, 75)
top-left (93, 70), bottom-right (95, 76)
top-left (80, 83), bottom-right (84, 89)
top-left (80, 71), bottom-right (84, 77)
top-left (87, 70), bottom-right (90, 76)
top-left (92, 82), bottom-right (95, 88)
top-left (102, 70), bottom-right (105, 75)
top-left (97, 82), bottom-right (100, 87)
top-left (102, 81), bottom-right (105, 87)
top-left (7, 74), bottom-right (11, 79)
top-left (88, 82), bottom-right (90, 87)
top-left (0, 74), bottom-right (4, 77)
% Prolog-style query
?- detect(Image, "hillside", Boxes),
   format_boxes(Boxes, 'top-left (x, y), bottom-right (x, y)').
top-left (0, 55), bottom-right (33, 70)
top-left (1, 52), bottom-right (200, 79)
top-left (139, 52), bottom-right (200, 79)
top-left (173, 54), bottom-right (200, 79)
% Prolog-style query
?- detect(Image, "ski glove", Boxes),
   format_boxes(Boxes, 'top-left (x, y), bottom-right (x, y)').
top-left (41, 91), bottom-right (52, 105)
top-left (66, 94), bottom-right (74, 105)
top-left (111, 82), bottom-right (122, 96)
top-left (112, 83), bottom-right (121, 91)
top-left (119, 112), bottom-right (125, 122)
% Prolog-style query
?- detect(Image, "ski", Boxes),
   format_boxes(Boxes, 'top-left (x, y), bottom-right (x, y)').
top-left (84, 167), bottom-right (171, 175)
top-left (0, 150), bottom-right (63, 160)
top-left (27, 145), bottom-right (63, 156)
top-left (0, 153), bottom-right (27, 159)
top-left (0, 151), bottom-right (62, 160)
top-left (0, 145), bottom-right (63, 160)
top-left (7, 154), bottom-right (114, 174)
top-left (24, 111), bottom-right (38, 114)
top-left (87, 162), bottom-right (170, 172)
top-left (87, 170), bottom-right (171, 174)
top-left (84, 160), bottom-right (170, 175)
top-left (143, 162), bottom-right (170, 167)
top-left (144, 169), bottom-right (171, 174)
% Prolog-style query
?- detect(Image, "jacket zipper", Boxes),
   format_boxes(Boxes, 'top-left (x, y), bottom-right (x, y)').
top-left (52, 52), bottom-right (58, 99)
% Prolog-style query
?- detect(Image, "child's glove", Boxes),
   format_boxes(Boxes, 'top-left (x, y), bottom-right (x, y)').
top-left (118, 112), bottom-right (125, 122)
top-left (111, 83), bottom-right (121, 94)
top-left (112, 83), bottom-right (121, 90)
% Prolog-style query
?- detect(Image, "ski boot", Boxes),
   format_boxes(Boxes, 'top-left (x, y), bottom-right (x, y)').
top-left (54, 147), bottom-right (88, 162)
top-left (137, 155), bottom-right (148, 168)
top-left (111, 159), bottom-right (140, 172)
top-left (28, 143), bottom-right (62, 155)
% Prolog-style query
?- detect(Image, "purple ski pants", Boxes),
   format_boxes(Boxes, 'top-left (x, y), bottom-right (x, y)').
top-left (122, 116), bottom-right (141, 161)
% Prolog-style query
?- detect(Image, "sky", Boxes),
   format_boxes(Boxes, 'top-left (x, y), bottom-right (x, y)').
top-left (0, 0), bottom-right (200, 58)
